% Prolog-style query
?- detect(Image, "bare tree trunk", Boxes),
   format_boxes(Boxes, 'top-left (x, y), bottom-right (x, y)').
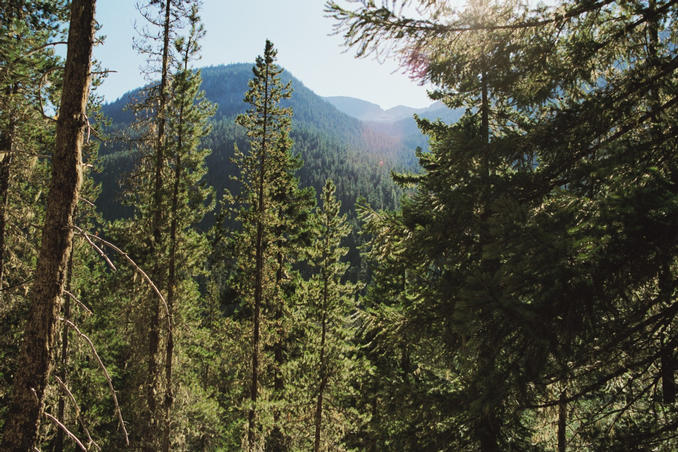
top-left (146, 1), bottom-right (172, 448)
top-left (0, 1), bottom-right (94, 448)
top-left (53, 251), bottom-right (75, 452)
top-left (267, 254), bottom-right (289, 452)
top-left (557, 390), bottom-right (567, 452)
top-left (477, 68), bottom-right (500, 452)
top-left (248, 60), bottom-right (270, 451)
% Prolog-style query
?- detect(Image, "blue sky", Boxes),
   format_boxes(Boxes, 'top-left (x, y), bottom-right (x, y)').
top-left (94, 0), bottom-right (433, 109)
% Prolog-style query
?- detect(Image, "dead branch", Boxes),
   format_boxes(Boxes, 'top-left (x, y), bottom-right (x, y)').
top-left (74, 226), bottom-right (117, 272)
top-left (74, 226), bottom-right (171, 325)
top-left (78, 196), bottom-right (96, 208)
top-left (38, 66), bottom-right (61, 122)
top-left (44, 411), bottom-right (87, 451)
top-left (63, 289), bottom-right (93, 316)
top-left (61, 318), bottom-right (129, 446)
top-left (53, 375), bottom-right (100, 451)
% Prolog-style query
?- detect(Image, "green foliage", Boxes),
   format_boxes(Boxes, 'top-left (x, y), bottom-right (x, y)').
top-left (330, 0), bottom-right (678, 449)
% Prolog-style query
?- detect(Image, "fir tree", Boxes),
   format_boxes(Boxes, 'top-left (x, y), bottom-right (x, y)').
top-left (160, 6), bottom-right (216, 450)
top-left (226, 39), bottom-right (315, 450)
top-left (302, 179), bottom-right (360, 452)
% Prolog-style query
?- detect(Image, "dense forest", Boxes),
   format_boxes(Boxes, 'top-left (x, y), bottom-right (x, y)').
top-left (0, 0), bottom-right (676, 451)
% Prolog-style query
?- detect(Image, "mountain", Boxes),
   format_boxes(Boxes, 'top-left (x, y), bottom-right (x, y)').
top-left (325, 96), bottom-right (463, 124)
top-left (98, 64), bottom-right (414, 225)
top-left (322, 96), bottom-right (384, 121)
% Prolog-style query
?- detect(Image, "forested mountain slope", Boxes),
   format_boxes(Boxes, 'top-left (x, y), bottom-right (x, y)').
top-left (98, 63), bottom-right (424, 221)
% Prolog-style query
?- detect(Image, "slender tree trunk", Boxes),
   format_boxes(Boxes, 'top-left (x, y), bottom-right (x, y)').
top-left (161, 90), bottom-right (184, 452)
top-left (0, 1), bottom-right (94, 448)
top-left (557, 390), bottom-right (567, 452)
top-left (646, 0), bottom-right (676, 406)
top-left (53, 251), bottom-right (75, 452)
top-left (0, 148), bottom-right (12, 297)
top-left (477, 68), bottom-right (500, 452)
top-left (0, 107), bottom-right (16, 298)
top-left (146, 1), bottom-right (172, 448)
top-left (480, 69), bottom-right (489, 183)
top-left (248, 61), bottom-right (270, 451)
top-left (267, 253), bottom-right (289, 452)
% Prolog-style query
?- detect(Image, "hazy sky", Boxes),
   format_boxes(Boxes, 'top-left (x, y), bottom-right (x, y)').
top-left (94, 0), bottom-right (433, 109)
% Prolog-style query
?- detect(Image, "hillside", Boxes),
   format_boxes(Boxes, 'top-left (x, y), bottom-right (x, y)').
top-left (98, 64), bottom-right (423, 223)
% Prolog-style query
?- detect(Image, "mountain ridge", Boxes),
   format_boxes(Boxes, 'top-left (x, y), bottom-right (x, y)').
top-left (324, 95), bottom-right (455, 123)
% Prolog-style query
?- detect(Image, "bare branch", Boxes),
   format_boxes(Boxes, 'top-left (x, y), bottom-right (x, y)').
top-left (74, 227), bottom-right (171, 325)
top-left (43, 412), bottom-right (87, 451)
top-left (78, 196), bottom-right (96, 208)
top-left (37, 66), bottom-right (61, 122)
top-left (75, 226), bottom-right (117, 272)
top-left (63, 289), bottom-right (93, 316)
top-left (61, 318), bottom-right (129, 446)
top-left (52, 375), bottom-right (100, 451)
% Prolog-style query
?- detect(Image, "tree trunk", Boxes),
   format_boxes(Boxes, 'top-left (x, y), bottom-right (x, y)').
top-left (248, 59), bottom-right (270, 451)
top-left (313, 313), bottom-right (328, 452)
top-left (161, 87), bottom-right (184, 452)
top-left (266, 253), bottom-right (289, 452)
top-left (557, 390), bottom-right (567, 452)
top-left (0, 0), bottom-right (94, 448)
top-left (0, 148), bottom-right (11, 297)
top-left (313, 261), bottom-right (330, 452)
top-left (53, 251), bottom-right (75, 452)
top-left (145, 1), bottom-right (172, 448)
top-left (478, 67), bottom-right (500, 452)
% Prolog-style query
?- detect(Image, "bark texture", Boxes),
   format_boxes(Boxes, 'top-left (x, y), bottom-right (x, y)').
top-left (145, 2), bottom-right (172, 448)
top-left (0, 0), bottom-right (94, 449)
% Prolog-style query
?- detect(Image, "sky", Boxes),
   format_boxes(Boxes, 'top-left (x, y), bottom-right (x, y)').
top-left (94, 0), bottom-right (434, 109)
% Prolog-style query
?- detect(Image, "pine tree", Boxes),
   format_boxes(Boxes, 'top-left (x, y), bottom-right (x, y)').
top-left (303, 179), bottom-right (360, 452)
top-left (161, 6), bottom-right (216, 450)
top-left (328, 0), bottom-right (678, 448)
top-left (119, 1), bottom-right (208, 448)
top-left (225, 39), bottom-right (314, 450)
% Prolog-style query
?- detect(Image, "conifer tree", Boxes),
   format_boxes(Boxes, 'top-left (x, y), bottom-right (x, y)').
top-left (120, 1), bottom-right (206, 448)
top-left (0, 2), bottom-right (68, 425)
top-left (302, 179), bottom-right (360, 452)
top-left (329, 0), bottom-right (678, 448)
top-left (160, 6), bottom-right (216, 450)
top-left (227, 39), bottom-right (312, 450)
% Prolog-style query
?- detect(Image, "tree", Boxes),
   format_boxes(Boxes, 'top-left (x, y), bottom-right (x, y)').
top-left (226, 39), bottom-right (312, 450)
top-left (0, 0), bottom-right (96, 448)
top-left (161, 6), bottom-right (216, 450)
top-left (122, 1), bottom-right (207, 447)
top-left (328, 0), bottom-right (678, 449)
top-left (0, 0), bottom-right (67, 300)
top-left (303, 179), bottom-right (360, 452)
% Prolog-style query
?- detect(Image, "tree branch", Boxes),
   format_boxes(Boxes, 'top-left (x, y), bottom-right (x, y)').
top-left (60, 318), bottom-right (129, 446)
top-left (43, 412), bottom-right (87, 451)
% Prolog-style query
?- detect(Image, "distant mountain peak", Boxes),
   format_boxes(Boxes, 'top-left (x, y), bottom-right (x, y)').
top-left (324, 96), bottom-right (449, 123)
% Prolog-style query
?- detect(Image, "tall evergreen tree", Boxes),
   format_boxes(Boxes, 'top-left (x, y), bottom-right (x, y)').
top-left (224, 39), bottom-right (315, 450)
top-left (302, 179), bottom-right (360, 452)
top-left (160, 6), bottom-right (216, 450)
top-left (119, 1), bottom-right (206, 448)
top-left (0, 1), bottom-right (68, 427)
